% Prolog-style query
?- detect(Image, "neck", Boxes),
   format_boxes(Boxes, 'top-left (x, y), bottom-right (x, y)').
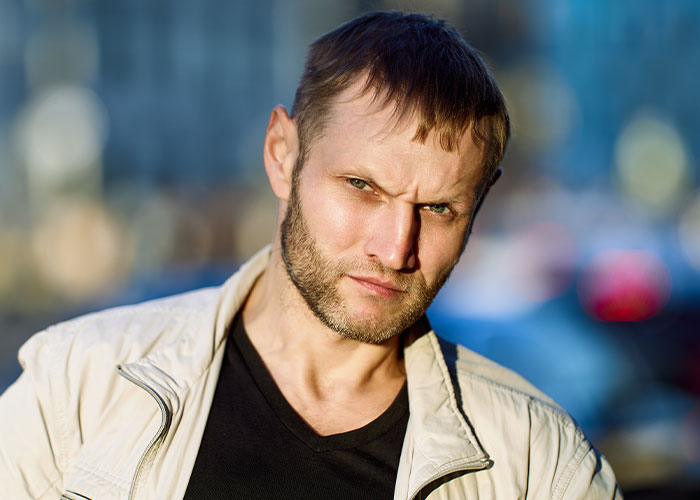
top-left (241, 242), bottom-right (406, 434)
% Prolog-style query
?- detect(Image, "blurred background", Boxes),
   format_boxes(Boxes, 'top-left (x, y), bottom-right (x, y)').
top-left (0, 0), bottom-right (699, 497)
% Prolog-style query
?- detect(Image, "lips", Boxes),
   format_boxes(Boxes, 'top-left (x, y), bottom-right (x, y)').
top-left (347, 275), bottom-right (406, 297)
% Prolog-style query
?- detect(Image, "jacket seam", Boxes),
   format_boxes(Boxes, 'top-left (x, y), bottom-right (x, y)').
top-left (36, 475), bottom-right (64, 500)
top-left (416, 446), bottom-right (439, 470)
top-left (63, 463), bottom-right (130, 498)
top-left (550, 439), bottom-right (590, 500)
top-left (46, 342), bottom-right (71, 475)
top-left (71, 461), bottom-right (130, 492)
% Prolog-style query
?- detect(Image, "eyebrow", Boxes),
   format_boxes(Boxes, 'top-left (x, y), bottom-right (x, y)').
top-left (338, 166), bottom-right (474, 216)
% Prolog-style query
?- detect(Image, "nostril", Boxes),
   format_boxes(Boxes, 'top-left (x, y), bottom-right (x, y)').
top-left (405, 250), bottom-right (416, 270)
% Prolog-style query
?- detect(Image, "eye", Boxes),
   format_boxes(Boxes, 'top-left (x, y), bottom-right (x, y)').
top-left (424, 203), bottom-right (451, 215)
top-left (348, 178), bottom-right (371, 191)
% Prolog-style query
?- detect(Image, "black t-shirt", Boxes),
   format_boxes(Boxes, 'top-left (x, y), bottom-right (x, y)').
top-left (183, 315), bottom-right (409, 500)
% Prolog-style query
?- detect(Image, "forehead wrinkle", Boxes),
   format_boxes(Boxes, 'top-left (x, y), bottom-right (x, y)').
top-left (328, 132), bottom-right (476, 206)
top-left (318, 81), bottom-right (484, 206)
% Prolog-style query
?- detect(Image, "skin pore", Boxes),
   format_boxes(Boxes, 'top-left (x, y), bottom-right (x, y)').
top-left (242, 81), bottom-right (488, 436)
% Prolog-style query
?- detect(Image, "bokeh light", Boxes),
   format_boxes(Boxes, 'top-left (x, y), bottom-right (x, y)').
top-left (615, 113), bottom-right (690, 214)
top-left (129, 192), bottom-right (214, 274)
top-left (127, 193), bottom-right (179, 275)
top-left (578, 249), bottom-right (671, 322)
top-left (17, 85), bottom-right (107, 195)
top-left (30, 199), bottom-right (131, 301)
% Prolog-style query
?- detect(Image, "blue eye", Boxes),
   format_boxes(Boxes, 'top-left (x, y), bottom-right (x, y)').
top-left (348, 178), bottom-right (370, 190)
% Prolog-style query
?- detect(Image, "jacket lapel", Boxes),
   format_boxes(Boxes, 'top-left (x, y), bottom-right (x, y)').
top-left (395, 332), bottom-right (489, 500)
top-left (117, 246), bottom-right (272, 405)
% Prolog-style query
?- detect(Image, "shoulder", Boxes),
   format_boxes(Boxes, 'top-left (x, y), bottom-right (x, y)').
top-left (18, 286), bottom-right (222, 375)
top-left (436, 334), bottom-right (580, 434)
top-left (3, 286), bottom-right (222, 482)
top-left (434, 334), bottom-right (585, 446)
top-left (436, 335), bottom-right (561, 409)
top-left (433, 335), bottom-right (619, 498)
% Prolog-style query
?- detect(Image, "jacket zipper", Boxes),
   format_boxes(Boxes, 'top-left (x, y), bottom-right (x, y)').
top-left (117, 366), bottom-right (173, 500)
top-left (408, 458), bottom-right (491, 500)
top-left (61, 491), bottom-right (93, 500)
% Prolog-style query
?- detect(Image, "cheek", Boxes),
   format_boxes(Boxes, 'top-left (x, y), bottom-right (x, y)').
top-left (416, 224), bottom-right (466, 276)
top-left (299, 183), bottom-right (367, 251)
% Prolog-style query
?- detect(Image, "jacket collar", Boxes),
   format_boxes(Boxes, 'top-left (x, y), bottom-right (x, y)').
top-left (117, 246), bottom-right (272, 417)
top-left (119, 246), bottom-right (489, 499)
top-left (396, 332), bottom-right (490, 499)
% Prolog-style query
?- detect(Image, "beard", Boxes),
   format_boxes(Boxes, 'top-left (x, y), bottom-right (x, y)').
top-left (280, 173), bottom-right (454, 344)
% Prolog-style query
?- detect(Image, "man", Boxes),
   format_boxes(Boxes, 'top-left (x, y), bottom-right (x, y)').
top-left (0, 11), bottom-right (620, 499)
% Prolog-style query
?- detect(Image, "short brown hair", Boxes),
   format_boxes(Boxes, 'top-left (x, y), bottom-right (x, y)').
top-left (291, 11), bottom-right (510, 181)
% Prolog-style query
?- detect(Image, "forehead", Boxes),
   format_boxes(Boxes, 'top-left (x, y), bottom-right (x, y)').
top-left (309, 81), bottom-right (487, 200)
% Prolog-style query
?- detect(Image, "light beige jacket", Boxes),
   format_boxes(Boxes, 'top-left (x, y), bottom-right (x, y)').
top-left (0, 247), bottom-right (621, 499)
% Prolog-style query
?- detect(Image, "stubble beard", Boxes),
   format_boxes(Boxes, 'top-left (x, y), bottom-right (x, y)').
top-left (280, 173), bottom-right (454, 345)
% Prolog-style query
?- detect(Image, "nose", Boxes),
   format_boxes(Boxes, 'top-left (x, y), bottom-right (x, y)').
top-left (364, 203), bottom-right (418, 271)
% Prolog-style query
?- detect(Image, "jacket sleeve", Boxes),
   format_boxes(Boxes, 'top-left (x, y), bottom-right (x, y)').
top-left (0, 326), bottom-right (71, 500)
top-left (0, 370), bottom-right (64, 499)
top-left (553, 442), bottom-right (623, 500)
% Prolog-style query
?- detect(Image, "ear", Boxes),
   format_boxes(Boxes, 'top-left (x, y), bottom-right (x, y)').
top-left (263, 105), bottom-right (299, 202)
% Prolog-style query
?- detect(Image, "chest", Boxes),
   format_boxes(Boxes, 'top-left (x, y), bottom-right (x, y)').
top-left (181, 327), bottom-right (409, 499)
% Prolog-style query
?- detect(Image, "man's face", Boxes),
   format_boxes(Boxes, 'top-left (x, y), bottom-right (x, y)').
top-left (281, 86), bottom-right (487, 344)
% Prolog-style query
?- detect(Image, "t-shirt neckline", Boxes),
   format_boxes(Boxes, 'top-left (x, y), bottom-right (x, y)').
top-left (230, 314), bottom-right (409, 452)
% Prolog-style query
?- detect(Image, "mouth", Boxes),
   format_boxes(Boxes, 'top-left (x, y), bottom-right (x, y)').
top-left (346, 275), bottom-right (406, 297)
